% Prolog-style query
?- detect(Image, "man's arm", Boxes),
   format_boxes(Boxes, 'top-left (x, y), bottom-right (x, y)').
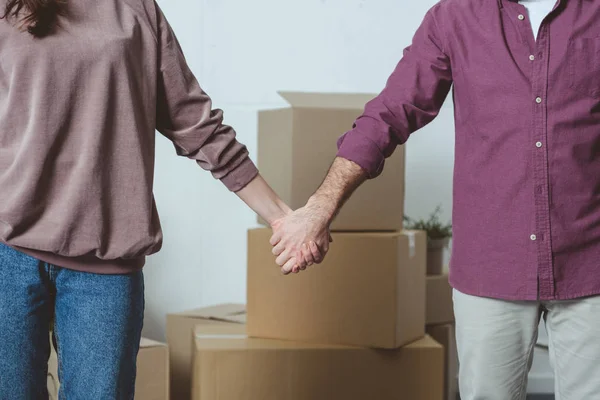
top-left (271, 4), bottom-right (452, 274)
top-left (270, 157), bottom-right (366, 274)
top-left (306, 157), bottom-right (367, 225)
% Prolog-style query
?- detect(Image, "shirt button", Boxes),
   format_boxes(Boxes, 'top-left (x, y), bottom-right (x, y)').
top-left (536, 97), bottom-right (542, 103)
top-left (518, 14), bottom-right (525, 20)
top-left (529, 54), bottom-right (535, 61)
top-left (530, 234), bottom-right (537, 241)
top-left (536, 141), bottom-right (542, 148)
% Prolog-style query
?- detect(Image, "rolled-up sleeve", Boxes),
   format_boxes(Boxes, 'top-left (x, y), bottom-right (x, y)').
top-left (337, 5), bottom-right (453, 178)
top-left (154, 3), bottom-right (258, 192)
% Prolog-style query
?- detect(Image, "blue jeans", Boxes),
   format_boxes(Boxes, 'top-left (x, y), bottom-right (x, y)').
top-left (0, 243), bottom-right (145, 400)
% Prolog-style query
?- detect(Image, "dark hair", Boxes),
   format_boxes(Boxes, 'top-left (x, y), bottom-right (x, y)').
top-left (1, 0), bottom-right (65, 37)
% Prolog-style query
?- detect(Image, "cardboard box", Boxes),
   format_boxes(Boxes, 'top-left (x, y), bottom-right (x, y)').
top-left (136, 338), bottom-right (170, 400)
top-left (48, 339), bottom-right (59, 400)
top-left (247, 228), bottom-right (426, 349)
top-left (427, 324), bottom-right (459, 400)
top-left (166, 304), bottom-right (246, 400)
top-left (192, 326), bottom-right (443, 400)
top-left (47, 337), bottom-right (169, 400)
top-left (257, 92), bottom-right (406, 231)
top-left (426, 272), bottom-right (454, 325)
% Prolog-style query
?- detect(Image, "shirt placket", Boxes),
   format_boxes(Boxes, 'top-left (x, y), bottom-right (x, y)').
top-left (515, 8), bottom-right (555, 299)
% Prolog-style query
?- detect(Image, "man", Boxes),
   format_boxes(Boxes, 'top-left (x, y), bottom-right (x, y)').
top-left (270, 0), bottom-right (600, 399)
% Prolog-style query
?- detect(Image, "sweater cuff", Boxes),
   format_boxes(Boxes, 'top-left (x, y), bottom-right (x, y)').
top-left (336, 130), bottom-right (385, 179)
top-left (220, 157), bottom-right (260, 192)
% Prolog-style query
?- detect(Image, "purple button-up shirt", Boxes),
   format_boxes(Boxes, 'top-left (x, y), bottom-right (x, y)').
top-left (337, 0), bottom-right (600, 301)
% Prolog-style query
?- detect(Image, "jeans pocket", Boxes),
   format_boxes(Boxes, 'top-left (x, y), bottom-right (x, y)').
top-left (568, 37), bottom-right (600, 99)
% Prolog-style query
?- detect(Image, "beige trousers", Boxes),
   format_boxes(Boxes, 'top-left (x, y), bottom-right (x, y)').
top-left (453, 289), bottom-right (600, 400)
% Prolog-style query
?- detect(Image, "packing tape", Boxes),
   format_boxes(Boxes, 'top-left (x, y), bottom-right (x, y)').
top-left (407, 231), bottom-right (416, 258)
top-left (195, 334), bottom-right (248, 340)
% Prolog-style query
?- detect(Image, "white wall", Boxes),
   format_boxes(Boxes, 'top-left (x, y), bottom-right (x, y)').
top-left (144, 0), bottom-right (552, 392)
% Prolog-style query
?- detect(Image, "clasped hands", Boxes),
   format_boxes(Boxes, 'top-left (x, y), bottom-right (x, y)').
top-left (270, 197), bottom-right (333, 274)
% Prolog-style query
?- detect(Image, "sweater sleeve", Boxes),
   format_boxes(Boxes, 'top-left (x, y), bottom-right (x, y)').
top-left (153, 3), bottom-right (258, 192)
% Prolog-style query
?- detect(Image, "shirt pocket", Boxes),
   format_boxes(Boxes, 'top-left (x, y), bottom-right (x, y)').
top-left (568, 37), bottom-right (600, 99)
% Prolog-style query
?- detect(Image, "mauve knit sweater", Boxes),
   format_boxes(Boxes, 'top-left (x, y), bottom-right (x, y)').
top-left (0, 0), bottom-right (258, 273)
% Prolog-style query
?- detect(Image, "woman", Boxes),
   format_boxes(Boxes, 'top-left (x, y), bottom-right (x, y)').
top-left (0, 0), bottom-right (296, 397)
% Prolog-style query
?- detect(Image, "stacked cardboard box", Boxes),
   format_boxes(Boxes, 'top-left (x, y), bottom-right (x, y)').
top-left (427, 322), bottom-right (458, 400)
top-left (251, 92), bottom-right (456, 399)
top-left (167, 92), bottom-right (457, 399)
top-left (241, 228), bottom-right (444, 400)
top-left (246, 228), bottom-right (426, 348)
top-left (167, 304), bottom-right (246, 400)
top-left (170, 303), bottom-right (445, 400)
top-left (191, 92), bottom-right (440, 399)
top-left (47, 336), bottom-right (169, 400)
top-left (250, 92), bottom-right (416, 344)
top-left (192, 325), bottom-right (443, 400)
top-left (256, 92), bottom-right (405, 231)
top-left (426, 268), bottom-right (457, 400)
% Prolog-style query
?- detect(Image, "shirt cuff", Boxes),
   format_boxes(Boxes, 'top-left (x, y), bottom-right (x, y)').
top-left (336, 130), bottom-right (385, 179)
top-left (220, 156), bottom-right (259, 192)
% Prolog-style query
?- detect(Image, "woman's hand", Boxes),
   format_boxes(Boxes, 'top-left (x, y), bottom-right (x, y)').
top-left (270, 198), bottom-right (333, 274)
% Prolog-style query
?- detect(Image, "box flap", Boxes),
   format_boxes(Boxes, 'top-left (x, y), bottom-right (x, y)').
top-left (224, 312), bottom-right (246, 324)
top-left (408, 335), bottom-right (443, 350)
top-left (140, 337), bottom-right (167, 348)
top-left (195, 322), bottom-right (247, 337)
top-left (278, 91), bottom-right (374, 110)
top-left (176, 303), bottom-right (246, 323)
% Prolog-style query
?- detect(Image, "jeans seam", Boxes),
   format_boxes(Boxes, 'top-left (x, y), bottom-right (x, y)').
top-left (54, 327), bottom-right (64, 399)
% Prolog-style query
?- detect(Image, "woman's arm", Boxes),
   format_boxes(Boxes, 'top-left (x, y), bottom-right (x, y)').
top-left (234, 174), bottom-right (292, 227)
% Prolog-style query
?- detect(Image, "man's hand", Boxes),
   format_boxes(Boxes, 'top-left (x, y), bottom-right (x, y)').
top-left (270, 198), bottom-right (333, 274)
top-left (269, 157), bottom-right (367, 274)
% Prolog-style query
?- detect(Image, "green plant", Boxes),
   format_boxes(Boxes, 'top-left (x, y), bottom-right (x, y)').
top-left (404, 205), bottom-right (452, 240)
